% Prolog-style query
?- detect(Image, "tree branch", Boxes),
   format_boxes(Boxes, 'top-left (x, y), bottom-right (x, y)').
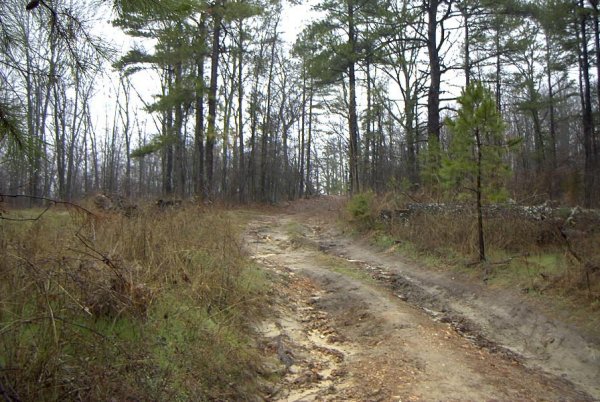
top-left (0, 194), bottom-right (95, 221)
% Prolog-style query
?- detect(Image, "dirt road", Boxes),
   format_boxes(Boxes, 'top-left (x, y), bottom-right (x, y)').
top-left (245, 203), bottom-right (599, 401)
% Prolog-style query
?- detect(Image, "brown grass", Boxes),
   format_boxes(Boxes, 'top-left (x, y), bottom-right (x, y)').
top-left (0, 203), bottom-right (267, 401)
top-left (344, 193), bottom-right (600, 331)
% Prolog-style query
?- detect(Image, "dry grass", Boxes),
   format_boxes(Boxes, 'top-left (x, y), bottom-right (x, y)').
top-left (0, 203), bottom-right (267, 401)
top-left (344, 193), bottom-right (600, 330)
top-left (394, 212), bottom-right (598, 295)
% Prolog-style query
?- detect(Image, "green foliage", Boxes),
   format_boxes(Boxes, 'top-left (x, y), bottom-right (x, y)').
top-left (223, 1), bottom-right (263, 22)
top-left (146, 84), bottom-right (196, 113)
top-left (347, 192), bottom-right (374, 222)
top-left (441, 81), bottom-right (510, 202)
top-left (294, 22), bottom-right (346, 85)
top-left (130, 135), bottom-right (177, 158)
top-left (420, 136), bottom-right (443, 191)
top-left (0, 99), bottom-right (47, 164)
top-left (112, 48), bottom-right (155, 71)
top-left (295, 0), bottom-right (387, 86)
top-left (0, 99), bottom-right (25, 151)
top-left (113, 0), bottom-right (202, 22)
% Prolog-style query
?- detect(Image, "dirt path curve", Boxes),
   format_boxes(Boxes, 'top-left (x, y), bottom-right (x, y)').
top-left (245, 206), bottom-right (597, 401)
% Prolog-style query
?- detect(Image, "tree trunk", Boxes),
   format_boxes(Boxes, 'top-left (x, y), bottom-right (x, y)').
top-left (495, 30), bottom-right (502, 112)
top-left (347, 0), bottom-right (360, 195)
top-left (475, 128), bottom-right (486, 262)
top-left (237, 19), bottom-right (246, 202)
top-left (260, 17), bottom-right (279, 202)
top-left (427, 0), bottom-right (441, 145)
top-left (53, 82), bottom-right (66, 199)
top-left (299, 66), bottom-right (306, 198)
top-left (544, 33), bottom-right (557, 173)
top-left (306, 82), bottom-right (314, 196)
top-left (592, 0), bottom-right (600, 205)
top-left (580, 0), bottom-right (595, 207)
top-left (119, 77), bottom-right (132, 198)
top-left (222, 53), bottom-right (237, 195)
top-left (364, 57), bottom-right (372, 190)
top-left (461, 4), bottom-right (470, 87)
top-left (162, 68), bottom-right (174, 195)
top-left (173, 57), bottom-right (186, 198)
top-left (205, 5), bottom-right (223, 199)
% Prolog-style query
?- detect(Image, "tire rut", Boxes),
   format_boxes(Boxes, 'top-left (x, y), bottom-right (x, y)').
top-left (246, 213), bottom-right (595, 401)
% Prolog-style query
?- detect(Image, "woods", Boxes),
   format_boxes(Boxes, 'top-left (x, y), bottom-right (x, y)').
top-left (3, 2), bottom-right (600, 400)
top-left (1, 0), bottom-right (599, 205)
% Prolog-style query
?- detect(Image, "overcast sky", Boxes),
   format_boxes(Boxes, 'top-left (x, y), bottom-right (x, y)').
top-left (88, 1), bottom-right (315, 141)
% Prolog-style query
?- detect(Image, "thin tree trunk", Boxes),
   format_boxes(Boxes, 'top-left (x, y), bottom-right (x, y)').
top-left (299, 66), bottom-right (306, 197)
top-left (580, 0), bottom-right (595, 207)
top-left (222, 54), bottom-right (237, 194)
top-left (544, 33), bottom-right (557, 173)
top-left (495, 30), bottom-right (502, 112)
top-left (365, 57), bottom-right (372, 190)
top-left (162, 68), bottom-right (174, 195)
top-left (347, 0), bottom-right (360, 195)
top-left (475, 127), bottom-right (485, 262)
top-left (462, 4), bottom-right (470, 87)
top-left (237, 19), bottom-right (246, 202)
top-left (206, 5), bottom-right (223, 199)
top-left (260, 17), bottom-right (279, 202)
top-left (592, 0), bottom-right (600, 205)
top-left (174, 60), bottom-right (185, 198)
top-left (194, 57), bottom-right (206, 198)
top-left (306, 82), bottom-right (314, 196)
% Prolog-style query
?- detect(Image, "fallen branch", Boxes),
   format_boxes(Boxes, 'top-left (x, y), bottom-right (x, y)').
top-left (0, 193), bottom-right (95, 222)
top-left (557, 224), bottom-right (597, 297)
top-left (0, 372), bottom-right (21, 402)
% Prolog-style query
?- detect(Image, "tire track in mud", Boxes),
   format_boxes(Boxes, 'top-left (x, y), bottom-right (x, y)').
top-left (247, 214), bottom-right (595, 401)
top-left (307, 221), bottom-right (600, 401)
top-left (249, 224), bottom-right (358, 401)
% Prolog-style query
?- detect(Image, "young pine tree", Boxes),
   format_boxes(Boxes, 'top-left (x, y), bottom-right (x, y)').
top-left (441, 81), bottom-right (510, 263)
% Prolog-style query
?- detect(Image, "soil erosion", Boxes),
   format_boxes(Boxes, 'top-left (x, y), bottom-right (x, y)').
top-left (246, 198), bottom-right (599, 401)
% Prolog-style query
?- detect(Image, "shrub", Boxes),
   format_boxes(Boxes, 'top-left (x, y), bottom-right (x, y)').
top-left (347, 192), bottom-right (375, 225)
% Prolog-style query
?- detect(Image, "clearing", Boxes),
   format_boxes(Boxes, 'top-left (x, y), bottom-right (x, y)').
top-left (245, 197), bottom-right (600, 401)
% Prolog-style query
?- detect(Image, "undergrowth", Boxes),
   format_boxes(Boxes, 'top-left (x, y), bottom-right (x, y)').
top-left (0, 204), bottom-right (267, 401)
top-left (344, 193), bottom-right (600, 332)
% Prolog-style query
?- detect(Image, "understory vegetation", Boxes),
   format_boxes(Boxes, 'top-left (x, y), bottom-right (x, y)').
top-left (346, 193), bottom-right (600, 330)
top-left (0, 203), bottom-right (267, 401)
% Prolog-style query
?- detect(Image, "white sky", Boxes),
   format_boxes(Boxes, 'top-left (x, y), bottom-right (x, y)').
top-left (280, 1), bottom-right (315, 43)
top-left (89, 1), bottom-right (314, 141)
top-left (87, 0), bottom-right (471, 149)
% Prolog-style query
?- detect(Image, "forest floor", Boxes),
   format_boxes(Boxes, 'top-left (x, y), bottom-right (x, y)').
top-left (243, 197), bottom-right (600, 401)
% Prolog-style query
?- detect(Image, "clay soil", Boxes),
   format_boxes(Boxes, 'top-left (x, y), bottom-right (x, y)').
top-left (245, 197), bottom-right (599, 401)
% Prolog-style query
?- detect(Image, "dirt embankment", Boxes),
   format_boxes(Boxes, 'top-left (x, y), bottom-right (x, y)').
top-left (246, 205), bottom-right (597, 401)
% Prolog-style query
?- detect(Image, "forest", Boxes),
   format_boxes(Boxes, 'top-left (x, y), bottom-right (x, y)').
top-left (2, 1), bottom-right (600, 400)
top-left (1, 0), bottom-right (599, 207)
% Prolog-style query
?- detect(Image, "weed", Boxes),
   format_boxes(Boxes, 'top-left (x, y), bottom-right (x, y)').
top-left (314, 253), bottom-right (375, 284)
top-left (0, 204), bottom-right (267, 400)
top-left (347, 192), bottom-right (375, 228)
top-left (344, 194), bottom-right (600, 332)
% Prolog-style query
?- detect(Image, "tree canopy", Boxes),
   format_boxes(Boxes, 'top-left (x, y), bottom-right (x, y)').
top-left (0, 0), bottom-right (598, 206)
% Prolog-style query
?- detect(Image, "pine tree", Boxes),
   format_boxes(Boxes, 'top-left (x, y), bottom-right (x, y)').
top-left (441, 81), bottom-right (510, 262)
top-left (298, 0), bottom-right (381, 195)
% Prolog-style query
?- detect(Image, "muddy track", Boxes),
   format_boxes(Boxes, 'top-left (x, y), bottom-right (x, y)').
top-left (308, 222), bottom-right (600, 399)
top-left (246, 211), bottom-right (598, 401)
